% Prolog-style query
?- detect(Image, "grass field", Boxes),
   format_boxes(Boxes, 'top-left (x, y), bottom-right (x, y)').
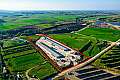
top-left (50, 28), bottom-right (120, 57)
top-left (0, 14), bottom-right (77, 30)
top-left (50, 33), bottom-right (100, 57)
top-left (50, 33), bottom-right (97, 50)
top-left (77, 28), bottom-right (120, 41)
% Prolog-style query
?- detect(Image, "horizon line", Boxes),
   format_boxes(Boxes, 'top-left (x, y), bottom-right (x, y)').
top-left (0, 9), bottom-right (120, 11)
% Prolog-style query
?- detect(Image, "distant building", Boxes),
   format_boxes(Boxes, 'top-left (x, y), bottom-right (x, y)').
top-left (91, 21), bottom-right (110, 28)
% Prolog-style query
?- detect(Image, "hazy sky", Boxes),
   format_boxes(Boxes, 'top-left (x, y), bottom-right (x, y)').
top-left (0, 0), bottom-right (120, 10)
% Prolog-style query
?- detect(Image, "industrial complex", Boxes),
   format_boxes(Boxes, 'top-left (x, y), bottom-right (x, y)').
top-left (36, 35), bottom-right (83, 68)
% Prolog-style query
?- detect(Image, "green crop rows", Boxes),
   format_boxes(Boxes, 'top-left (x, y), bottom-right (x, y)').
top-left (2, 39), bottom-right (57, 79)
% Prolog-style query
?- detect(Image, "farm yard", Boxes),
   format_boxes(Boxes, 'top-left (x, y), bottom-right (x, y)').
top-left (0, 10), bottom-right (120, 80)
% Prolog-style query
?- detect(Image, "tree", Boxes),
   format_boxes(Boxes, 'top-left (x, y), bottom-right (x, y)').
top-left (79, 40), bottom-right (92, 52)
top-left (0, 41), bottom-right (3, 48)
top-left (0, 19), bottom-right (5, 25)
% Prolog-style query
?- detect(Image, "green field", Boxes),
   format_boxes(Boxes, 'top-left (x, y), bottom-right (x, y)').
top-left (2, 43), bottom-right (45, 72)
top-left (0, 14), bottom-right (77, 30)
top-left (3, 39), bottom-right (27, 48)
top-left (2, 39), bottom-right (57, 79)
top-left (50, 33), bottom-right (97, 50)
top-left (29, 62), bottom-right (57, 80)
top-left (77, 28), bottom-right (120, 41)
top-left (35, 23), bottom-right (53, 28)
top-left (50, 28), bottom-right (120, 57)
top-left (6, 53), bottom-right (44, 72)
top-left (50, 33), bottom-right (100, 57)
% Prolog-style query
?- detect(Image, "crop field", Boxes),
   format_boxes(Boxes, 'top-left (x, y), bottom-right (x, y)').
top-left (2, 39), bottom-right (57, 79)
top-left (29, 62), bottom-right (57, 80)
top-left (77, 28), bottom-right (120, 41)
top-left (93, 46), bottom-right (120, 73)
top-left (3, 43), bottom-right (44, 72)
top-left (3, 39), bottom-right (28, 49)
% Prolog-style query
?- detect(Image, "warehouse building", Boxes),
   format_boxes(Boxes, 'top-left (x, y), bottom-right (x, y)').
top-left (36, 36), bottom-right (83, 68)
